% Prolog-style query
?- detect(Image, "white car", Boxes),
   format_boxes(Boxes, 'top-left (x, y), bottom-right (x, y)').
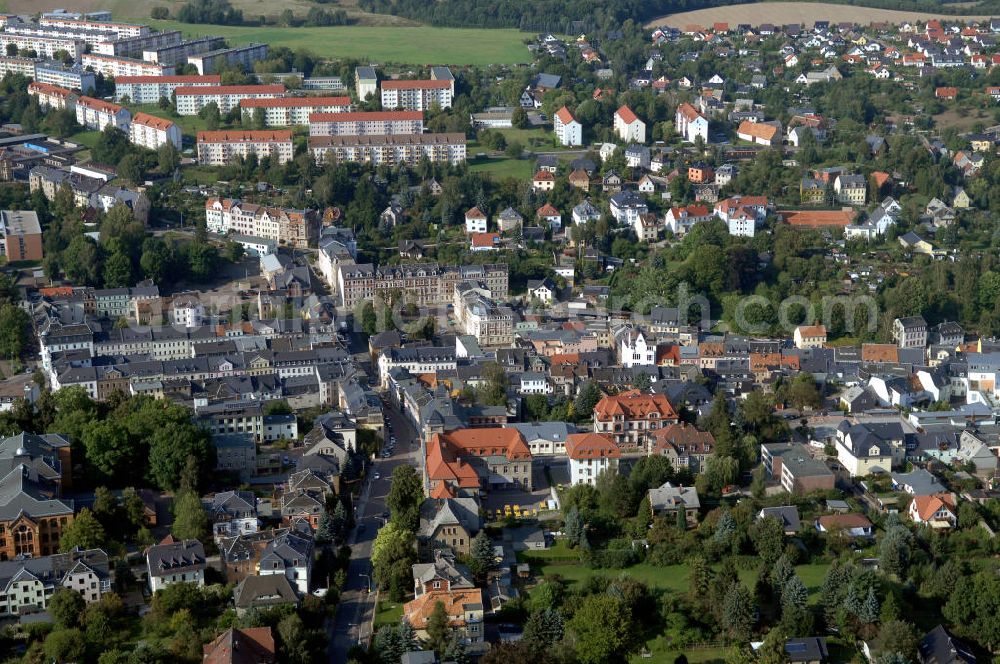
top-left (373, 471), bottom-right (381, 480)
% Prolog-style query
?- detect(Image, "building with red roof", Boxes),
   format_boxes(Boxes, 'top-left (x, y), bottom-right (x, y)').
top-left (381, 79), bottom-right (453, 111)
top-left (593, 390), bottom-right (678, 448)
top-left (614, 104), bottom-right (646, 142)
top-left (425, 428), bottom-right (532, 495)
top-left (566, 433), bottom-right (620, 485)
top-left (174, 84), bottom-right (285, 115)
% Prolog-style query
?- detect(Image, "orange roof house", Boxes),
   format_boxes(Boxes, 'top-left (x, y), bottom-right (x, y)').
top-left (203, 627), bottom-right (275, 664)
top-left (425, 428), bottom-right (531, 495)
top-left (565, 433), bottom-right (620, 460)
top-left (737, 120), bottom-right (781, 146)
top-left (908, 493), bottom-right (957, 526)
top-left (861, 343), bottom-right (899, 363)
top-left (593, 390), bottom-right (678, 448)
top-left (404, 587), bottom-right (484, 632)
top-left (935, 86), bottom-right (958, 99)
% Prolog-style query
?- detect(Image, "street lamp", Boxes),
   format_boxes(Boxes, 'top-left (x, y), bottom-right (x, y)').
top-left (359, 573), bottom-right (371, 593)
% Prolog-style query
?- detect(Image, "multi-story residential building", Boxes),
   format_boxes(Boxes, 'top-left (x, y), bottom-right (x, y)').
top-left (307, 110), bottom-right (422, 136)
top-left (196, 130), bottom-right (294, 166)
top-left (33, 61), bottom-right (95, 93)
top-left (454, 282), bottom-right (513, 347)
top-left (0, 548), bottom-right (110, 617)
top-left (0, 210), bottom-right (43, 261)
top-left (617, 327), bottom-right (655, 367)
top-left (142, 36), bottom-right (225, 65)
top-left (593, 390), bottom-right (679, 449)
top-left (378, 346), bottom-right (458, 388)
top-left (834, 173), bottom-right (867, 205)
top-left (355, 66), bottom-right (378, 101)
top-left (566, 432), bottom-right (620, 485)
top-left (664, 203), bottom-right (713, 235)
top-left (204, 198), bottom-right (318, 248)
top-left (614, 105), bottom-right (646, 142)
top-left (27, 82), bottom-right (77, 111)
top-left (75, 96), bottom-right (131, 132)
top-left (417, 497), bottom-right (481, 557)
top-left (380, 79), bottom-right (453, 110)
top-left (175, 84), bottom-right (285, 116)
top-left (0, 55), bottom-right (36, 78)
top-left (309, 132), bottom-right (466, 166)
top-left (834, 420), bottom-right (905, 477)
top-left (675, 102), bottom-right (709, 143)
top-left (339, 261), bottom-right (508, 310)
top-left (0, 466), bottom-right (75, 559)
top-left (129, 112), bottom-right (182, 150)
top-left (425, 427), bottom-right (533, 495)
top-left (187, 43), bottom-right (268, 75)
top-left (80, 53), bottom-right (173, 78)
top-left (207, 490), bottom-right (259, 542)
top-left (893, 316), bottom-right (928, 348)
top-left (761, 442), bottom-right (836, 493)
top-left (554, 106), bottom-right (583, 146)
top-left (650, 423), bottom-right (715, 472)
top-left (146, 538), bottom-right (206, 592)
top-left (39, 15), bottom-right (148, 38)
top-left (0, 34), bottom-right (83, 60)
top-left (114, 74), bottom-right (221, 104)
top-left (404, 587), bottom-right (484, 652)
top-left (464, 207), bottom-right (488, 234)
top-left (91, 30), bottom-right (182, 58)
top-left (239, 96), bottom-right (353, 127)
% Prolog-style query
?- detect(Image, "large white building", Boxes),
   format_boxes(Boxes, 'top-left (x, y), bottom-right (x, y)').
top-left (80, 53), bottom-right (173, 78)
top-left (454, 282), bottom-right (513, 347)
top-left (240, 96), bottom-right (353, 126)
top-left (675, 102), bottom-right (709, 143)
top-left (114, 74), bottom-right (220, 104)
top-left (33, 61), bottom-right (96, 93)
top-left (129, 111), bottom-right (182, 150)
top-left (75, 96), bottom-right (131, 132)
top-left (308, 110), bottom-right (423, 136)
top-left (187, 43), bottom-right (268, 75)
top-left (39, 16), bottom-right (149, 39)
top-left (146, 539), bottom-right (206, 593)
top-left (0, 55), bottom-right (36, 78)
top-left (618, 327), bottom-right (655, 367)
top-left (175, 84), bottom-right (285, 116)
top-left (566, 433), bottom-right (620, 486)
top-left (197, 130), bottom-right (294, 166)
top-left (380, 79), bottom-right (453, 111)
top-left (309, 133), bottom-right (466, 166)
top-left (0, 33), bottom-right (83, 59)
top-left (553, 106), bottom-right (583, 146)
top-left (90, 30), bottom-right (182, 58)
top-left (142, 36), bottom-right (225, 66)
top-left (205, 198), bottom-right (317, 248)
top-left (28, 82), bottom-right (77, 111)
top-left (614, 105), bottom-right (646, 143)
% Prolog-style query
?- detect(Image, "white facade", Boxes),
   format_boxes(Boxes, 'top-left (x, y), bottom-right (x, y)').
top-left (197, 131), bottom-right (294, 166)
top-left (129, 113), bottom-right (182, 150)
top-left (80, 53), bottom-right (172, 78)
top-left (620, 329), bottom-right (655, 367)
top-left (171, 297), bottom-right (204, 328)
top-left (569, 455), bottom-right (617, 486)
top-left (187, 43), bottom-right (268, 75)
top-left (614, 106), bottom-right (646, 143)
top-left (308, 111), bottom-right (422, 136)
top-left (175, 85), bottom-right (285, 116)
top-left (0, 34), bottom-right (83, 59)
top-left (114, 74), bottom-right (220, 104)
top-left (380, 81), bottom-right (453, 111)
top-left (554, 107), bottom-right (582, 146)
top-left (465, 211), bottom-right (488, 234)
top-left (75, 97), bottom-right (131, 132)
top-left (675, 103), bottom-right (709, 143)
top-left (242, 97), bottom-right (353, 126)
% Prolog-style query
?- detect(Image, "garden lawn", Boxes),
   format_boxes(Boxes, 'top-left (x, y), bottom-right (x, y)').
top-left (630, 642), bottom-right (730, 664)
top-left (150, 20), bottom-right (530, 66)
top-left (68, 130), bottom-right (100, 149)
top-left (374, 598), bottom-right (404, 627)
top-left (469, 155), bottom-right (534, 180)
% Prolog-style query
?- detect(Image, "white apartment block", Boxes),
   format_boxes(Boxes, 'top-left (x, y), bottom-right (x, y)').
top-left (75, 96), bottom-right (131, 132)
top-left (28, 82), bottom-right (77, 111)
top-left (240, 96), bottom-right (353, 127)
top-left (197, 130), bottom-right (294, 166)
top-left (675, 102), bottom-right (709, 143)
top-left (129, 112), bottom-right (182, 150)
top-left (307, 110), bottom-right (423, 136)
top-left (39, 16), bottom-right (149, 39)
top-left (187, 43), bottom-right (268, 75)
top-left (0, 34), bottom-right (83, 60)
top-left (175, 84), bottom-right (285, 116)
top-left (142, 36), bottom-right (225, 65)
top-left (553, 106), bottom-right (582, 146)
top-left (80, 53), bottom-right (173, 78)
top-left (380, 80), bottom-right (453, 111)
top-left (205, 198), bottom-right (316, 247)
top-left (0, 55), bottom-right (35, 78)
top-left (114, 74), bottom-right (220, 104)
top-left (614, 105), bottom-right (646, 143)
top-left (309, 133), bottom-right (466, 166)
top-left (91, 30), bottom-right (182, 58)
top-left (4, 22), bottom-right (117, 48)
top-left (34, 62), bottom-right (96, 93)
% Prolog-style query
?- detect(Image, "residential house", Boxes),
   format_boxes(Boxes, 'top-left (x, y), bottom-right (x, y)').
top-left (565, 432), bottom-right (620, 485)
top-left (593, 390), bottom-right (678, 448)
top-left (203, 627), bottom-right (276, 664)
top-left (554, 106), bottom-right (583, 146)
top-left (761, 442), bottom-right (836, 494)
top-left (650, 423), bottom-right (715, 472)
top-left (834, 173), bottom-right (867, 205)
top-left (464, 207), bottom-right (488, 234)
top-left (404, 588), bottom-right (485, 652)
top-left (648, 482), bottom-right (700, 526)
top-left (907, 493), bottom-right (958, 528)
top-left (758, 506), bottom-right (801, 535)
top-left (614, 105), bottom-right (646, 142)
top-left (815, 513), bottom-right (874, 537)
top-left (893, 316), bottom-right (928, 348)
top-left (146, 537), bottom-right (206, 592)
top-left (737, 120), bottom-right (781, 146)
top-left (675, 102), bottom-right (709, 143)
top-left (417, 497), bottom-right (481, 557)
top-left (794, 325), bottom-right (827, 349)
top-left (918, 626), bottom-right (976, 664)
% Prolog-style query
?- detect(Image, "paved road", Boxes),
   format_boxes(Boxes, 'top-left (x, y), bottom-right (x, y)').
top-left (329, 401), bottom-right (421, 662)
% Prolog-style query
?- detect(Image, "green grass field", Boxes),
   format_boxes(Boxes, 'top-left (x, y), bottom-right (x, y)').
top-left (374, 598), bottom-right (404, 627)
top-left (469, 155), bottom-right (534, 179)
top-left (150, 20), bottom-right (530, 66)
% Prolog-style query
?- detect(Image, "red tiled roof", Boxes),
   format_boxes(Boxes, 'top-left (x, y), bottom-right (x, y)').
top-left (533, 170), bottom-right (555, 181)
top-left (565, 433), bottom-right (620, 460)
top-left (861, 343), bottom-right (898, 363)
top-left (131, 112), bottom-right (176, 132)
top-left (911, 493), bottom-right (956, 521)
top-left (28, 82), bottom-right (74, 98)
top-left (616, 104), bottom-right (639, 124)
top-left (555, 106), bottom-right (575, 124)
top-left (404, 588), bottom-right (483, 629)
top-left (738, 120), bottom-right (779, 141)
top-left (240, 96), bottom-right (351, 108)
top-left (382, 79), bottom-right (451, 90)
top-left (77, 96), bottom-right (125, 114)
top-left (797, 325), bottom-right (827, 338)
top-left (470, 232), bottom-right (499, 247)
top-left (593, 390), bottom-right (678, 421)
top-left (203, 627), bottom-right (275, 664)
top-left (465, 206), bottom-right (486, 219)
top-left (536, 203), bottom-right (559, 217)
top-left (676, 102), bottom-right (702, 121)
